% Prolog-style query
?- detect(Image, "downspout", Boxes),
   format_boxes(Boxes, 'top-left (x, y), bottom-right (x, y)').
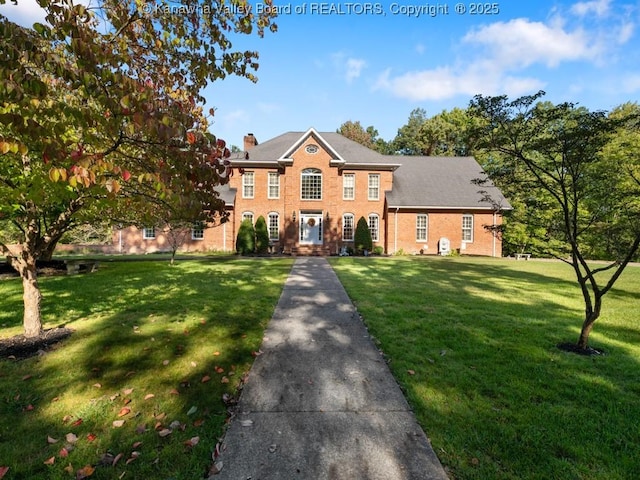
top-left (394, 208), bottom-right (399, 254)
top-left (223, 221), bottom-right (226, 251)
top-left (492, 212), bottom-right (497, 257)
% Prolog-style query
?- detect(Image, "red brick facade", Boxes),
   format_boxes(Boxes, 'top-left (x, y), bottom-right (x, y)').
top-left (113, 129), bottom-right (507, 257)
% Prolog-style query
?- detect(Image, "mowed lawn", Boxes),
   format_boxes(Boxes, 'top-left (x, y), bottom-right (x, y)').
top-left (330, 256), bottom-right (640, 480)
top-left (0, 258), bottom-right (293, 480)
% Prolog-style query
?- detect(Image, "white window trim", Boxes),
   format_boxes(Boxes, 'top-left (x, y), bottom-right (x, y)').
top-left (143, 227), bottom-right (156, 240)
top-left (242, 171), bottom-right (255, 199)
top-left (368, 213), bottom-right (379, 242)
top-left (268, 212), bottom-right (280, 241)
top-left (301, 168), bottom-right (322, 201)
top-left (343, 173), bottom-right (355, 200)
top-left (368, 174), bottom-right (380, 201)
top-left (192, 222), bottom-right (205, 240)
top-left (462, 214), bottom-right (474, 243)
top-left (242, 212), bottom-right (254, 224)
top-left (343, 213), bottom-right (355, 242)
top-left (416, 214), bottom-right (428, 242)
top-left (268, 172), bottom-right (280, 199)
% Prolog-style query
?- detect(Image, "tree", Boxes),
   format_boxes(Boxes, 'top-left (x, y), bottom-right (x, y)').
top-left (469, 91), bottom-right (640, 351)
top-left (337, 120), bottom-right (391, 153)
top-left (354, 216), bottom-right (373, 255)
top-left (392, 108), bottom-right (429, 155)
top-left (254, 215), bottom-right (270, 254)
top-left (0, 0), bottom-right (276, 337)
top-left (236, 218), bottom-right (255, 255)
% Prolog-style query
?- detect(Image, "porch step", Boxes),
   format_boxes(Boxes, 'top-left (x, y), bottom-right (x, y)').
top-left (290, 245), bottom-right (332, 256)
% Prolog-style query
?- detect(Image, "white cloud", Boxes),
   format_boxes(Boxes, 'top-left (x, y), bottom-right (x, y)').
top-left (0, 0), bottom-right (47, 27)
top-left (463, 18), bottom-right (599, 68)
top-left (571, 0), bottom-right (611, 17)
top-left (257, 102), bottom-right (281, 114)
top-left (621, 74), bottom-right (640, 93)
top-left (345, 58), bottom-right (366, 83)
top-left (331, 52), bottom-right (367, 83)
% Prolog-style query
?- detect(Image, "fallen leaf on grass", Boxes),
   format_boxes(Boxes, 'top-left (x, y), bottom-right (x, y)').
top-left (118, 407), bottom-right (131, 417)
top-left (44, 457), bottom-right (55, 465)
top-left (76, 464), bottom-right (95, 479)
top-left (208, 461), bottom-right (223, 475)
top-left (112, 420), bottom-right (125, 428)
top-left (201, 375), bottom-right (211, 383)
top-left (407, 369), bottom-right (416, 375)
top-left (47, 436), bottom-right (59, 444)
top-left (24, 404), bottom-right (35, 411)
top-left (122, 397), bottom-right (131, 406)
top-left (184, 436), bottom-right (199, 448)
top-left (135, 425), bottom-right (147, 434)
top-left (190, 361), bottom-right (197, 367)
top-left (213, 351), bottom-right (220, 356)
top-left (112, 452), bottom-right (123, 467)
top-left (22, 374), bottom-right (32, 381)
top-left (169, 388), bottom-right (179, 395)
top-left (86, 433), bottom-right (97, 442)
top-left (123, 388), bottom-right (134, 395)
top-left (221, 376), bottom-right (229, 384)
top-left (132, 441), bottom-right (142, 449)
top-left (215, 366), bottom-right (224, 374)
top-left (93, 383), bottom-right (101, 389)
top-left (0, 467), bottom-right (8, 479)
top-left (66, 433), bottom-right (78, 444)
top-left (64, 464), bottom-right (74, 474)
top-left (193, 418), bottom-right (205, 427)
top-left (186, 406), bottom-right (198, 416)
top-left (59, 447), bottom-right (69, 458)
top-left (158, 429), bottom-right (172, 438)
top-left (125, 371), bottom-right (136, 377)
top-left (162, 360), bottom-right (170, 366)
top-left (71, 418), bottom-right (83, 427)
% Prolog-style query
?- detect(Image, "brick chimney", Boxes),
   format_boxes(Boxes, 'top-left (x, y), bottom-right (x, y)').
top-left (243, 133), bottom-right (258, 151)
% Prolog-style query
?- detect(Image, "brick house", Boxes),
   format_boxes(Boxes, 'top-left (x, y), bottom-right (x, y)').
top-left (114, 128), bottom-right (511, 256)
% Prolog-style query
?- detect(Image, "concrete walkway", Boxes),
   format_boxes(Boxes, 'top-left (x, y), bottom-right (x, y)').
top-left (214, 257), bottom-right (448, 480)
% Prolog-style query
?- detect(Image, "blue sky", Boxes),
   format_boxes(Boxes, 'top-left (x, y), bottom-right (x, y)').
top-left (3, 0), bottom-right (639, 148)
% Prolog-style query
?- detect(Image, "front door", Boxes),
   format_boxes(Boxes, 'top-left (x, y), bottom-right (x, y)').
top-left (299, 213), bottom-right (323, 245)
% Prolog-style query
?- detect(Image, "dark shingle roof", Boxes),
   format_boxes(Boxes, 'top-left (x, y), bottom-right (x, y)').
top-left (214, 183), bottom-right (237, 206)
top-left (385, 156), bottom-right (511, 210)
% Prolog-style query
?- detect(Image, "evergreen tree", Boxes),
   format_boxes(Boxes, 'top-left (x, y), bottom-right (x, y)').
top-left (354, 216), bottom-right (373, 254)
top-left (255, 216), bottom-right (270, 254)
top-left (236, 218), bottom-right (255, 255)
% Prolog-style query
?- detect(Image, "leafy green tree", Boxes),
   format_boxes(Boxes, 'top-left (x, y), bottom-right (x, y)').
top-left (254, 215), bottom-right (270, 254)
top-left (236, 218), bottom-right (255, 255)
top-left (470, 91), bottom-right (640, 351)
top-left (0, 0), bottom-right (276, 337)
top-left (354, 216), bottom-right (373, 254)
top-left (392, 108), bottom-right (429, 155)
top-left (337, 120), bottom-right (391, 153)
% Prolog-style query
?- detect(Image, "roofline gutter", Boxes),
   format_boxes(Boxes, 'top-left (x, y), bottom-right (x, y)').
top-left (387, 205), bottom-right (512, 211)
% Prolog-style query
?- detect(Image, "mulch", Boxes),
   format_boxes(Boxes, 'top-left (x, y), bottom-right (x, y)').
top-left (0, 327), bottom-right (74, 360)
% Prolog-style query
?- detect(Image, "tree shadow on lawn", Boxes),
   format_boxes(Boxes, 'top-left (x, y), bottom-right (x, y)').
top-left (0, 258), bottom-right (292, 479)
top-left (330, 257), bottom-right (640, 479)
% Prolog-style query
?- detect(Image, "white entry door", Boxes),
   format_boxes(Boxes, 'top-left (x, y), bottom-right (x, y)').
top-left (299, 213), bottom-right (323, 245)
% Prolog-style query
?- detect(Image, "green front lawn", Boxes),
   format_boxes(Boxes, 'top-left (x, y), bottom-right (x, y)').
top-left (330, 256), bottom-right (640, 480)
top-left (0, 258), bottom-right (293, 479)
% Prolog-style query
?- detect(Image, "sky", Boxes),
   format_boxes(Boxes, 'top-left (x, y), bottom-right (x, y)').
top-left (2, 0), bottom-right (640, 148)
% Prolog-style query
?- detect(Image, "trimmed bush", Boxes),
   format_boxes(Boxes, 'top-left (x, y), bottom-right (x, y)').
top-left (255, 215), bottom-right (270, 254)
top-left (354, 216), bottom-right (373, 255)
top-left (236, 218), bottom-right (255, 255)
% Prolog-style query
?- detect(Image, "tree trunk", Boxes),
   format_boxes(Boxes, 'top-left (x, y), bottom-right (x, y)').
top-left (576, 298), bottom-right (602, 350)
top-left (21, 261), bottom-right (43, 338)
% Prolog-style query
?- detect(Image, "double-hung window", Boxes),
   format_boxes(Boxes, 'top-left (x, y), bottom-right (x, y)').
top-left (368, 174), bottom-right (380, 200)
top-left (462, 214), bottom-right (474, 242)
top-left (416, 214), bottom-right (428, 241)
top-left (368, 214), bottom-right (379, 242)
top-left (343, 214), bottom-right (354, 241)
top-left (268, 172), bottom-right (280, 199)
top-left (143, 227), bottom-right (156, 239)
top-left (343, 173), bottom-right (355, 200)
top-left (242, 171), bottom-right (255, 198)
top-left (192, 222), bottom-right (204, 240)
top-left (268, 213), bottom-right (279, 241)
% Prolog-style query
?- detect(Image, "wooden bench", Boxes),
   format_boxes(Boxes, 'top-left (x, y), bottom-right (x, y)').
top-left (65, 260), bottom-right (100, 275)
top-left (515, 253), bottom-right (531, 261)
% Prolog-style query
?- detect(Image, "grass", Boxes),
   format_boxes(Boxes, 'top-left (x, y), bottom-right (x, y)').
top-left (329, 256), bottom-right (640, 480)
top-left (0, 257), bottom-right (293, 480)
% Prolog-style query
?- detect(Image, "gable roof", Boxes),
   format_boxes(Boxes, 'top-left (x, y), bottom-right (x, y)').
top-left (231, 129), bottom-right (400, 170)
top-left (385, 156), bottom-right (512, 211)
